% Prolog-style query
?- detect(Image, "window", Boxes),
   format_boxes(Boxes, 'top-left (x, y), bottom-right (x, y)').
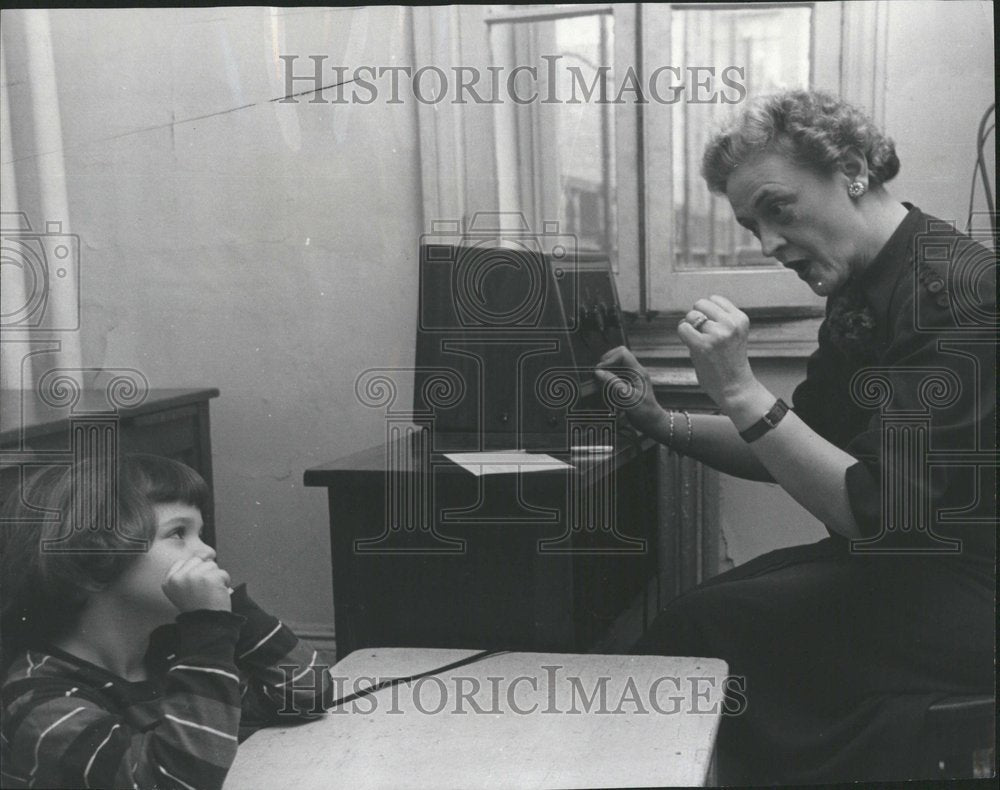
top-left (489, 11), bottom-right (617, 253)
top-left (671, 5), bottom-right (812, 271)
top-left (485, 4), bottom-right (640, 306)
top-left (425, 3), bottom-right (885, 314)
top-left (645, 2), bottom-right (843, 311)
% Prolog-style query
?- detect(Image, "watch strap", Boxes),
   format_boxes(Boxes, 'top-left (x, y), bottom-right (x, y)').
top-left (739, 398), bottom-right (789, 443)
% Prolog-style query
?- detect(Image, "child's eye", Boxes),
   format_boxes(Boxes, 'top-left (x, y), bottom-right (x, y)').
top-left (168, 528), bottom-right (186, 539)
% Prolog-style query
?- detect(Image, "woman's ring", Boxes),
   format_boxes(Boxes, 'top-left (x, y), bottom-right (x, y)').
top-left (690, 314), bottom-right (708, 331)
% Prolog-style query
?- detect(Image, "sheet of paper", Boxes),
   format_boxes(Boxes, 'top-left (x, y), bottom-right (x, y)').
top-left (444, 451), bottom-right (572, 477)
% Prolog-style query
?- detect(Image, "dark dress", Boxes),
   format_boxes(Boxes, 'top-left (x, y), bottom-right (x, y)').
top-left (634, 205), bottom-right (996, 783)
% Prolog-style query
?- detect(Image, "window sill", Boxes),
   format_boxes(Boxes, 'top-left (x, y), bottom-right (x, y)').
top-left (645, 365), bottom-right (716, 411)
top-left (627, 307), bottom-right (824, 360)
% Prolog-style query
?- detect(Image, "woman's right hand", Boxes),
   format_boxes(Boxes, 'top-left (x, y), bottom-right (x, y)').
top-left (163, 557), bottom-right (232, 612)
top-left (594, 346), bottom-right (668, 437)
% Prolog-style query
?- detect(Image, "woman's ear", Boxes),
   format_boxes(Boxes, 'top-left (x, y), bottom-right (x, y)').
top-left (840, 147), bottom-right (870, 185)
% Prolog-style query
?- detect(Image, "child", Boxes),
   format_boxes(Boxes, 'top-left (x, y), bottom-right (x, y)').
top-left (1, 454), bottom-right (332, 789)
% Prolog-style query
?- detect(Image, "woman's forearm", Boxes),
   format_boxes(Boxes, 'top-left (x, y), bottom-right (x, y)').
top-left (641, 409), bottom-right (774, 482)
top-left (722, 381), bottom-right (863, 538)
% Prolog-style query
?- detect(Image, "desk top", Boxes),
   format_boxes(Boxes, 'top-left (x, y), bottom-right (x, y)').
top-left (304, 431), bottom-right (653, 486)
top-left (225, 648), bottom-right (728, 789)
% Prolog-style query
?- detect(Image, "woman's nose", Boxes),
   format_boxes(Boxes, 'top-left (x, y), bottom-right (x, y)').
top-left (758, 225), bottom-right (785, 258)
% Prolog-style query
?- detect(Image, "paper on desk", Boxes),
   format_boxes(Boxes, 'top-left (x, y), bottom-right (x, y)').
top-left (444, 451), bottom-right (572, 477)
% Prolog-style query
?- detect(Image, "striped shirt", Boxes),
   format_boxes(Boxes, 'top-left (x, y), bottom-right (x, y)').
top-left (1, 584), bottom-right (332, 789)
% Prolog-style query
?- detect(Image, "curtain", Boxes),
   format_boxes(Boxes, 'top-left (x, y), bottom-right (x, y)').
top-left (1, 8), bottom-right (81, 432)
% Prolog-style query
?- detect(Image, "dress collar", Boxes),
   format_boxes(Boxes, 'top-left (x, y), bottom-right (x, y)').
top-left (850, 202), bottom-right (923, 322)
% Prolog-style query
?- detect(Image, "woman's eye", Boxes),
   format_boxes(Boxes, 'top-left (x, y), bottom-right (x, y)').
top-left (768, 202), bottom-right (793, 223)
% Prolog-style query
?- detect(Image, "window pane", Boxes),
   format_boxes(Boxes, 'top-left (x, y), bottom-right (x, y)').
top-left (551, 14), bottom-right (616, 252)
top-left (490, 13), bottom-right (617, 254)
top-left (672, 6), bottom-right (811, 271)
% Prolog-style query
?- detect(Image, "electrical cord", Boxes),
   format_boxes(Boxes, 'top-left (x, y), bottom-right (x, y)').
top-left (966, 103), bottom-right (996, 241)
top-left (326, 648), bottom-right (508, 709)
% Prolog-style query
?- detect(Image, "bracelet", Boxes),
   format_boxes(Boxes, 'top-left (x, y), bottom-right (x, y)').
top-left (680, 409), bottom-right (693, 452)
top-left (667, 410), bottom-right (676, 446)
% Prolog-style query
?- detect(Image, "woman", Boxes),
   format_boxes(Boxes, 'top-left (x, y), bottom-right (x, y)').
top-left (596, 90), bottom-right (995, 783)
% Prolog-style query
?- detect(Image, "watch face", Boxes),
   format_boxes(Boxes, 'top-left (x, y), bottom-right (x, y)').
top-left (741, 399), bottom-right (789, 442)
top-left (764, 399), bottom-right (789, 426)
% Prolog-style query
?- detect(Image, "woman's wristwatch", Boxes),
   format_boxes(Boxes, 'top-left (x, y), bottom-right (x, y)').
top-left (738, 398), bottom-right (789, 442)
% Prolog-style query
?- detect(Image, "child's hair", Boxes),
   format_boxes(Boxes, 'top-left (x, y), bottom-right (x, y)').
top-left (0, 454), bottom-right (210, 664)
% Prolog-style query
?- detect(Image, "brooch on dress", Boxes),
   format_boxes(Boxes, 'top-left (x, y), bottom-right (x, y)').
top-left (826, 282), bottom-right (879, 362)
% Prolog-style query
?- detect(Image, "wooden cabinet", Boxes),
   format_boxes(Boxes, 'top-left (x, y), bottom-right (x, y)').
top-left (305, 431), bottom-right (663, 660)
top-left (0, 388), bottom-right (220, 545)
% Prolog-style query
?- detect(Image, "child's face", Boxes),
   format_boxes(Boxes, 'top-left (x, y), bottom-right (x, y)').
top-left (108, 502), bottom-right (215, 625)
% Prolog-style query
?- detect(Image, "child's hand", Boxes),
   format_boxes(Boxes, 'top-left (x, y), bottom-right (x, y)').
top-left (163, 557), bottom-right (233, 613)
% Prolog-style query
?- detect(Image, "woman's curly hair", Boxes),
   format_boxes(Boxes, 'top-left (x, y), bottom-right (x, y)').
top-left (701, 90), bottom-right (900, 194)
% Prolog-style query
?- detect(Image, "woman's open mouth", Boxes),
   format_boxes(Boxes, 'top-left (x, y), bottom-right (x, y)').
top-left (784, 259), bottom-right (811, 280)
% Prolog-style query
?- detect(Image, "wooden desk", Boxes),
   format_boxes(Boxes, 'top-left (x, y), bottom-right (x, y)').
top-left (0, 387), bottom-right (220, 544)
top-left (226, 647), bottom-right (728, 789)
top-left (305, 432), bottom-right (661, 658)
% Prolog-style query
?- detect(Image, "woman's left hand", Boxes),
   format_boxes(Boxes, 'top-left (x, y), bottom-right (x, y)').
top-left (677, 295), bottom-right (757, 410)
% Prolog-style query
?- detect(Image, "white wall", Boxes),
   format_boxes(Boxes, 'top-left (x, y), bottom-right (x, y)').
top-left (3, 7), bottom-right (424, 626)
top-left (883, 0), bottom-right (995, 226)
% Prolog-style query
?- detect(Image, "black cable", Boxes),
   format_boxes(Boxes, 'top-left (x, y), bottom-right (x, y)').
top-left (975, 108), bottom-right (995, 220)
top-left (979, 121), bottom-right (996, 240)
top-left (967, 103), bottom-right (996, 239)
top-left (327, 648), bottom-right (508, 709)
top-left (979, 120), bottom-right (996, 232)
top-left (966, 150), bottom-right (979, 233)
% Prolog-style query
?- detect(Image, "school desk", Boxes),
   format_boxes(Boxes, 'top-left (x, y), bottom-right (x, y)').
top-left (225, 647), bottom-right (729, 789)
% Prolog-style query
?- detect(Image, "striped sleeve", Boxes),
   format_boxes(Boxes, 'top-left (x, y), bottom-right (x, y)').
top-left (229, 584), bottom-right (333, 724)
top-left (1, 610), bottom-right (244, 790)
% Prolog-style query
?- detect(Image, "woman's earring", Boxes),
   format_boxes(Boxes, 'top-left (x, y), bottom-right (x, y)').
top-left (848, 180), bottom-right (867, 198)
